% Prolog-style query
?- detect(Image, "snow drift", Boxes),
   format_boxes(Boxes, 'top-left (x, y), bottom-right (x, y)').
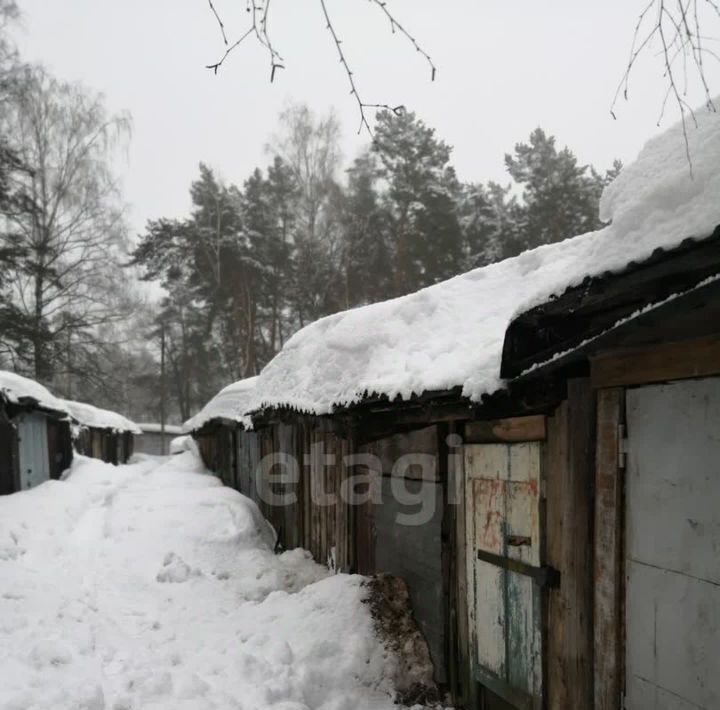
top-left (0, 452), bottom-right (410, 709)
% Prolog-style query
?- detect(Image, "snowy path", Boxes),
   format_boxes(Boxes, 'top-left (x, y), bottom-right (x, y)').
top-left (0, 453), bottom-right (401, 710)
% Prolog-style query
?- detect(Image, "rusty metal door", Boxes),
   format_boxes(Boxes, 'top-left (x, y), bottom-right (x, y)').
top-left (465, 442), bottom-right (547, 709)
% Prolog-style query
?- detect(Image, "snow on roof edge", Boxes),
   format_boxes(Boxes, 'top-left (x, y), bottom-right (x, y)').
top-left (243, 104), bottom-right (720, 417)
top-left (62, 399), bottom-right (141, 434)
top-left (183, 377), bottom-right (258, 434)
top-left (0, 370), bottom-right (70, 417)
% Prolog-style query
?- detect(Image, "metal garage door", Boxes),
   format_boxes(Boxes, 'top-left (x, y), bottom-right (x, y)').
top-left (625, 377), bottom-right (720, 709)
top-left (15, 412), bottom-right (51, 490)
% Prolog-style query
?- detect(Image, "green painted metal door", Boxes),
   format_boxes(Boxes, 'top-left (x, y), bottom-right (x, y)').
top-left (465, 442), bottom-right (544, 710)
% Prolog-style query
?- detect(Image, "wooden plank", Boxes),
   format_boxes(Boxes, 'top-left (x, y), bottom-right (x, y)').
top-left (335, 436), bottom-right (346, 572)
top-left (341, 434), bottom-right (352, 572)
top-left (545, 402), bottom-right (568, 710)
top-left (591, 334), bottom-right (720, 388)
top-left (594, 388), bottom-right (624, 710)
top-left (302, 422), bottom-right (311, 550)
top-left (463, 445), bottom-right (477, 703)
top-left (563, 379), bottom-right (595, 710)
top-left (311, 427), bottom-right (320, 562)
top-left (465, 415), bottom-right (547, 444)
top-left (452, 424), bottom-right (472, 707)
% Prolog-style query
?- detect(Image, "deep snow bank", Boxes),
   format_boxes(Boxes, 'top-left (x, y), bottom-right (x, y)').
top-left (0, 453), bottom-right (407, 710)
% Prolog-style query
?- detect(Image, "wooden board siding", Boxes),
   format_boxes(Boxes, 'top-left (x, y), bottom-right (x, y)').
top-left (236, 429), bottom-right (260, 502)
top-left (545, 379), bottom-right (595, 710)
top-left (591, 334), bottom-right (720, 388)
top-left (451, 421), bottom-right (474, 707)
top-left (545, 401), bottom-right (567, 710)
top-left (47, 420), bottom-right (72, 477)
top-left (465, 415), bottom-right (546, 444)
top-left (0, 408), bottom-right (16, 494)
top-left (251, 419), bottom-right (354, 572)
top-left (593, 388), bottom-right (624, 710)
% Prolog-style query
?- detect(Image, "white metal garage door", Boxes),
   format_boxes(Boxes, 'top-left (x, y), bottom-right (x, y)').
top-left (15, 412), bottom-right (50, 490)
top-left (625, 377), bottom-right (720, 709)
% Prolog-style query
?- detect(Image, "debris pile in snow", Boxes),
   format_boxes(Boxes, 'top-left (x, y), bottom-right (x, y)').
top-left (63, 399), bottom-right (141, 434)
top-left (364, 574), bottom-right (439, 705)
top-left (0, 451), bottom-right (410, 709)
top-left (0, 370), bottom-right (69, 415)
top-left (247, 105), bottom-right (720, 416)
top-left (183, 376), bottom-right (258, 432)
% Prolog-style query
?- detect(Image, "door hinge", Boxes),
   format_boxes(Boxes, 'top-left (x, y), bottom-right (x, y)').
top-left (618, 423), bottom-right (628, 469)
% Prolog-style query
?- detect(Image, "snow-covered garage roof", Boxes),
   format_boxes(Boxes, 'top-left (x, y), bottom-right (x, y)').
top-left (247, 104), bottom-right (720, 417)
top-left (0, 370), bottom-right (70, 416)
top-left (183, 376), bottom-right (258, 433)
top-left (62, 399), bottom-right (141, 434)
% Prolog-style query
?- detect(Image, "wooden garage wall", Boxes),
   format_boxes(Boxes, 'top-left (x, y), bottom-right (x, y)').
top-left (0, 406), bottom-right (17, 494)
top-left (47, 419), bottom-right (72, 477)
top-left (254, 418), bottom-right (353, 571)
top-left (545, 379), bottom-right (595, 710)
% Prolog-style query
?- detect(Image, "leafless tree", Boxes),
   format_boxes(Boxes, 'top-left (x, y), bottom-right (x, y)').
top-left (613, 0), bottom-right (720, 169)
top-left (269, 104), bottom-right (344, 326)
top-left (205, 0), bottom-right (435, 136)
top-left (0, 65), bottom-right (134, 391)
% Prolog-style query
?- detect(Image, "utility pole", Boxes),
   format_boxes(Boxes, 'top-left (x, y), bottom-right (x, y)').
top-left (160, 319), bottom-right (166, 455)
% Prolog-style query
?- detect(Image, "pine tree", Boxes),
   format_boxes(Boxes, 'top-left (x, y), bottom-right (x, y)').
top-left (339, 150), bottom-right (392, 306)
top-left (505, 128), bottom-right (620, 253)
top-left (372, 110), bottom-right (463, 295)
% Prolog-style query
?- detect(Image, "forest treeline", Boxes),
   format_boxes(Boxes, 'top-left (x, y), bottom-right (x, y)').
top-left (0, 0), bottom-right (620, 422)
top-left (131, 106), bottom-right (620, 420)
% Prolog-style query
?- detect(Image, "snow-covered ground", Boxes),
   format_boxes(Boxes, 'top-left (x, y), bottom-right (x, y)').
top-left (0, 453), bottom-right (404, 710)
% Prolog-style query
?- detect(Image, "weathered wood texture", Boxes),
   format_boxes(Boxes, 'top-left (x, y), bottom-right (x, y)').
top-left (236, 429), bottom-right (260, 502)
top-left (450, 421), bottom-right (473, 707)
top-left (545, 400), bottom-right (567, 710)
top-left (593, 388), bottom-right (624, 710)
top-left (251, 419), bottom-right (354, 572)
top-left (545, 380), bottom-right (595, 710)
top-left (591, 334), bottom-right (720, 388)
top-left (465, 415), bottom-right (546, 444)
top-left (0, 407), bottom-right (17, 494)
top-left (465, 441), bottom-right (544, 708)
top-left (47, 419), bottom-right (73, 476)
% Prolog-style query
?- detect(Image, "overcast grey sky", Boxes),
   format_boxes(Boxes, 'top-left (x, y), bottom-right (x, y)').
top-left (13, 1), bottom-right (720, 239)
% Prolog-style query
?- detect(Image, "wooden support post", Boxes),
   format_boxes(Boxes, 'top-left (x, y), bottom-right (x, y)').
top-left (565, 378), bottom-right (595, 709)
top-left (546, 379), bottom-right (595, 710)
top-left (593, 388), bottom-right (624, 710)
